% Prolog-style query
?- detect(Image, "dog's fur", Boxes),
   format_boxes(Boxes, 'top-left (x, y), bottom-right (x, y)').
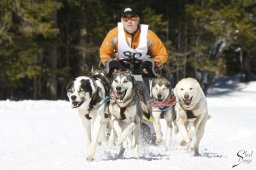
top-left (108, 70), bottom-right (148, 158)
top-left (150, 76), bottom-right (176, 150)
top-left (66, 74), bottom-right (109, 161)
top-left (174, 77), bottom-right (208, 156)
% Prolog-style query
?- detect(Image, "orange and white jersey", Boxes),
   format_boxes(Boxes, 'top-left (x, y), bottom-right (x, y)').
top-left (118, 22), bottom-right (149, 60)
top-left (100, 23), bottom-right (168, 66)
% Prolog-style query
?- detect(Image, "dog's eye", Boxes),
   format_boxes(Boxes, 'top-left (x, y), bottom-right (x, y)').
top-left (123, 79), bottom-right (128, 83)
top-left (189, 88), bottom-right (193, 90)
top-left (180, 88), bottom-right (184, 91)
top-left (78, 89), bottom-right (84, 93)
top-left (68, 89), bottom-right (73, 93)
top-left (114, 80), bottom-right (118, 83)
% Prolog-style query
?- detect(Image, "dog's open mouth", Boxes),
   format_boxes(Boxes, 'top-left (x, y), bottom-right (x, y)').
top-left (183, 96), bottom-right (193, 108)
top-left (114, 90), bottom-right (126, 100)
top-left (157, 98), bottom-right (164, 102)
top-left (72, 101), bottom-right (84, 108)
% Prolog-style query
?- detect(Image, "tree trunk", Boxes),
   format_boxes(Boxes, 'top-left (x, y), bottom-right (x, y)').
top-left (45, 12), bottom-right (58, 99)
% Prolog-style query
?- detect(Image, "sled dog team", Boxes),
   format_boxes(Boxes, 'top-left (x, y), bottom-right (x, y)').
top-left (66, 69), bottom-right (209, 161)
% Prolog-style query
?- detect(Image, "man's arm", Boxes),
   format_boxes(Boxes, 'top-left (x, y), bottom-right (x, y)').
top-left (99, 27), bottom-right (118, 65)
top-left (147, 30), bottom-right (168, 67)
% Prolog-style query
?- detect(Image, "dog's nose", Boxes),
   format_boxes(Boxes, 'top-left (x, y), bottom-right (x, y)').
top-left (157, 94), bottom-right (162, 99)
top-left (116, 86), bottom-right (122, 91)
top-left (184, 93), bottom-right (189, 99)
top-left (71, 95), bottom-right (76, 101)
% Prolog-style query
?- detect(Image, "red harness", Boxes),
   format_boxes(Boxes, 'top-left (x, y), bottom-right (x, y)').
top-left (148, 96), bottom-right (176, 109)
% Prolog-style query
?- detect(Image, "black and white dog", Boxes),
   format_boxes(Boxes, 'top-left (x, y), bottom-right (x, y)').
top-left (108, 70), bottom-right (149, 158)
top-left (150, 76), bottom-right (176, 150)
top-left (66, 74), bottom-right (109, 161)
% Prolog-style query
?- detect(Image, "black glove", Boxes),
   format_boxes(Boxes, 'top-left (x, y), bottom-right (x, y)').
top-left (140, 60), bottom-right (156, 77)
top-left (105, 60), bottom-right (120, 77)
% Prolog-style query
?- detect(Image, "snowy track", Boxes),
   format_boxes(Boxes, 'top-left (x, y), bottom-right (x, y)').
top-left (0, 81), bottom-right (256, 170)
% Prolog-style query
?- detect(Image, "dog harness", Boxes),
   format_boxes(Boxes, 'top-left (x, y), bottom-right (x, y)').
top-left (147, 96), bottom-right (176, 119)
top-left (147, 96), bottom-right (176, 110)
top-left (186, 110), bottom-right (196, 119)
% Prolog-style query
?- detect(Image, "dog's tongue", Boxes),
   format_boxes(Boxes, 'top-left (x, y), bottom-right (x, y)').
top-left (184, 97), bottom-right (192, 106)
top-left (72, 101), bottom-right (80, 107)
top-left (115, 91), bottom-right (124, 99)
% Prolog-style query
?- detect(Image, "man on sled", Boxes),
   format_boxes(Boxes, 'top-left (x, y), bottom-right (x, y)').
top-left (99, 6), bottom-right (168, 91)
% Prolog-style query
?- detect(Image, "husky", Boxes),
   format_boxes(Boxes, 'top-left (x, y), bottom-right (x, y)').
top-left (66, 74), bottom-right (109, 161)
top-left (174, 77), bottom-right (208, 156)
top-left (108, 70), bottom-right (148, 158)
top-left (149, 76), bottom-right (176, 150)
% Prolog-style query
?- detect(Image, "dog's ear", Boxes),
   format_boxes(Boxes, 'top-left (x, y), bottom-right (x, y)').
top-left (80, 79), bottom-right (93, 97)
top-left (66, 80), bottom-right (74, 92)
top-left (91, 66), bottom-right (94, 73)
top-left (151, 78), bottom-right (157, 87)
top-left (155, 73), bottom-right (161, 78)
top-left (166, 82), bottom-right (171, 89)
top-left (89, 87), bottom-right (101, 110)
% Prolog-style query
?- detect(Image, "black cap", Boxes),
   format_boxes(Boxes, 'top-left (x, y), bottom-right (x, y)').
top-left (121, 7), bottom-right (138, 17)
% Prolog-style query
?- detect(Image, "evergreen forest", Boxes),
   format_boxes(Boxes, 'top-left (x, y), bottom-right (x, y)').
top-left (0, 0), bottom-right (256, 100)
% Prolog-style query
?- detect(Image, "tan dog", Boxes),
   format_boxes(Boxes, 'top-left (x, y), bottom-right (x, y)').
top-left (174, 77), bottom-right (208, 156)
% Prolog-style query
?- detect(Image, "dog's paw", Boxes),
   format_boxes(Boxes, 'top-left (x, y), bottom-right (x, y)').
top-left (86, 146), bottom-right (95, 161)
top-left (188, 137), bottom-right (196, 149)
top-left (86, 153), bottom-right (95, 161)
top-left (132, 145), bottom-right (139, 159)
top-left (194, 152), bottom-right (201, 157)
top-left (156, 138), bottom-right (163, 145)
top-left (165, 146), bottom-right (171, 151)
top-left (180, 140), bottom-right (187, 146)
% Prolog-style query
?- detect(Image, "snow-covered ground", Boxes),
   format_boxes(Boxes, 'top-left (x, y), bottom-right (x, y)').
top-left (0, 77), bottom-right (255, 170)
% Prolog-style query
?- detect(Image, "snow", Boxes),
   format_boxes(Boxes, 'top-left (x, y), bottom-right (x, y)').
top-left (0, 77), bottom-right (256, 170)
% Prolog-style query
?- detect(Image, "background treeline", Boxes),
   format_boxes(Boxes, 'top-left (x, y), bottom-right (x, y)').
top-left (0, 0), bottom-right (256, 100)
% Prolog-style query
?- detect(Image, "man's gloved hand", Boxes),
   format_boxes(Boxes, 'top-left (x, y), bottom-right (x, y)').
top-left (140, 60), bottom-right (156, 77)
top-left (105, 60), bottom-right (120, 77)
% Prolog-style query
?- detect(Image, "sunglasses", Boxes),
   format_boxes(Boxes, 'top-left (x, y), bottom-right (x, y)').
top-left (122, 16), bottom-right (137, 22)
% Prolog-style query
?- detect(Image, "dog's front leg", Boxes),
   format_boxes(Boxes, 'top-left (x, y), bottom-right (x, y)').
top-left (112, 119), bottom-right (123, 145)
top-left (152, 110), bottom-right (163, 144)
top-left (131, 122), bottom-right (140, 159)
top-left (86, 115), bottom-right (103, 161)
top-left (192, 114), bottom-right (208, 156)
top-left (115, 122), bottom-right (136, 146)
top-left (177, 118), bottom-right (191, 146)
top-left (187, 113), bottom-right (205, 147)
top-left (107, 128), bottom-right (115, 146)
top-left (79, 112), bottom-right (92, 146)
top-left (165, 120), bottom-right (173, 151)
top-left (193, 113), bottom-right (206, 135)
